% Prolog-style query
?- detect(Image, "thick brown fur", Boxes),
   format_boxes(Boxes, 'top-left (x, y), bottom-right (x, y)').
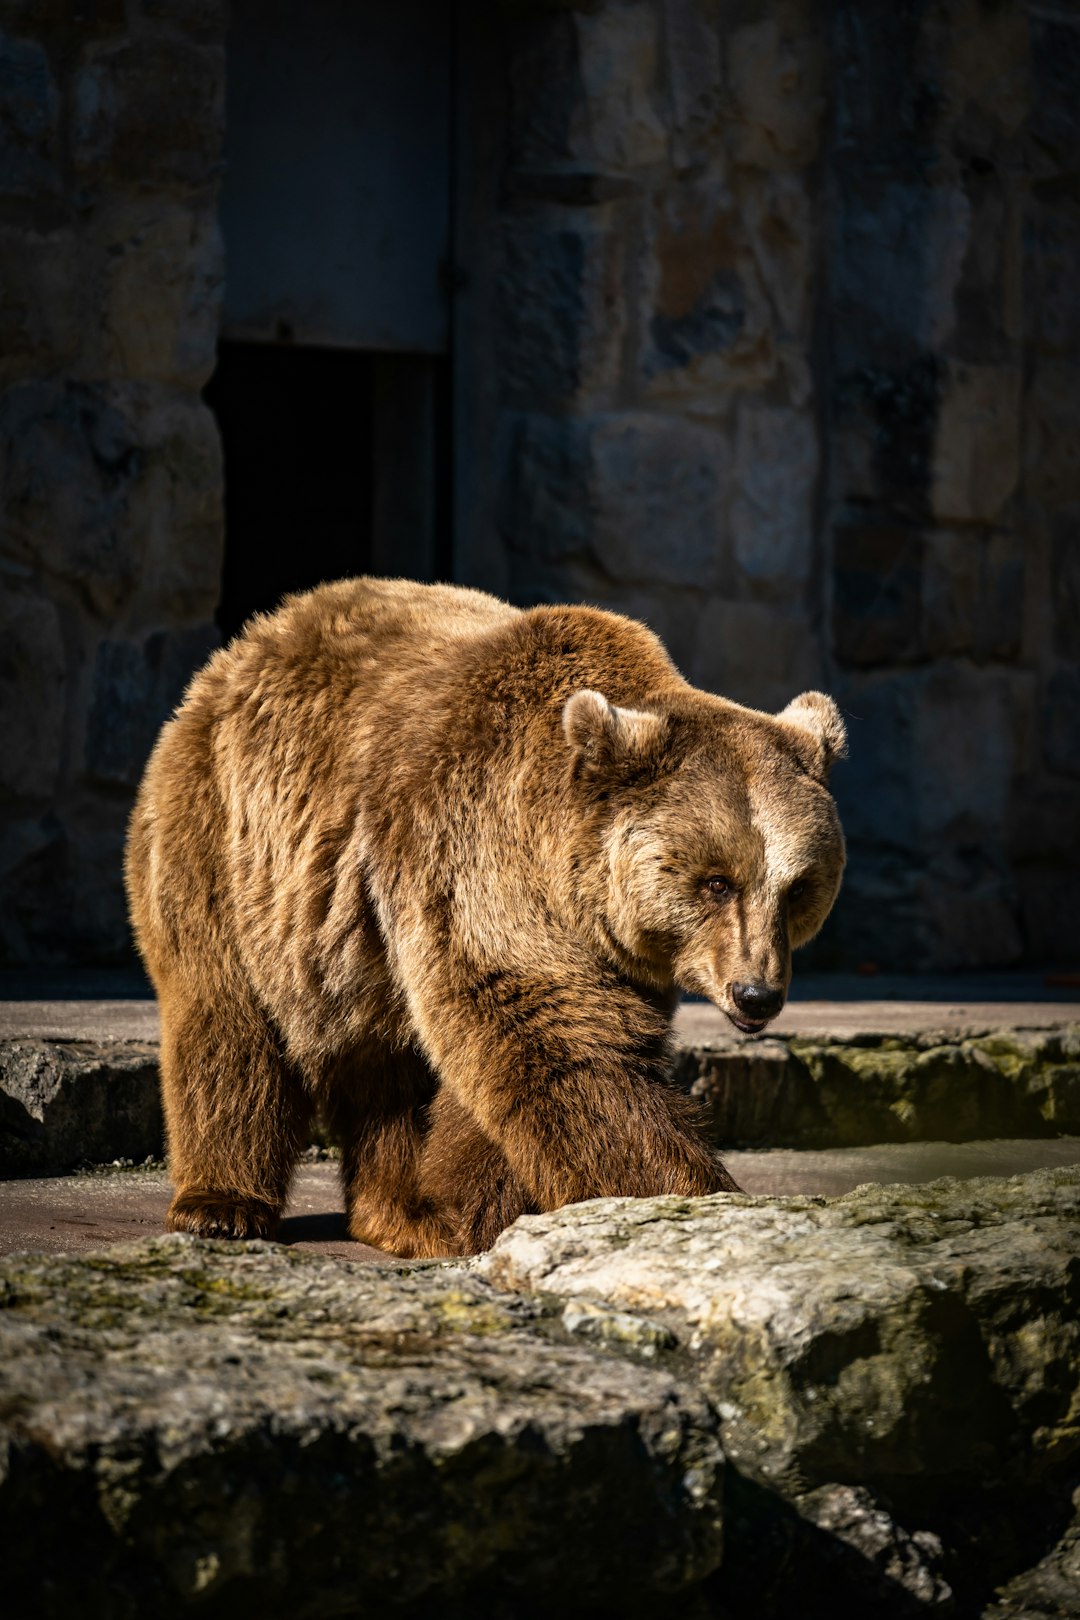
top-left (126, 578), bottom-right (846, 1257)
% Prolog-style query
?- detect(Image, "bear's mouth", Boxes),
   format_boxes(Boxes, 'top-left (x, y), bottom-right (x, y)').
top-left (726, 1012), bottom-right (773, 1035)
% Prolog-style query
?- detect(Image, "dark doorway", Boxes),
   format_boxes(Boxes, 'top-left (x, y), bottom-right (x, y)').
top-left (206, 342), bottom-right (451, 642)
top-left (206, 341), bottom-right (373, 642)
top-left (209, 0), bottom-right (456, 642)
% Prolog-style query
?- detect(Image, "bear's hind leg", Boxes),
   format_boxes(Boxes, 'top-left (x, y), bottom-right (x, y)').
top-left (160, 984), bottom-right (311, 1241)
top-left (420, 1090), bottom-right (537, 1255)
top-left (325, 1044), bottom-right (458, 1259)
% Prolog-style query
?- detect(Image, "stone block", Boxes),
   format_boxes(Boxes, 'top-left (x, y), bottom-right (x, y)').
top-left (0, 382), bottom-right (223, 621)
top-left (1024, 193), bottom-right (1080, 357)
top-left (1027, 12), bottom-right (1080, 181)
top-left (140, 0), bottom-right (227, 39)
top-left (1053, 529), bottom-right (1080, 661)
top-left (1043, 668), bottom-right (1080, 779)
top-left (500, 413), bottom-right (593, 567)
top-left (831, 181), bottom-right (969, 362)
top-left (501, 412), bottom-right (734, 590)
top-left (829, 670), bottom-right (922, 858)
top-left (912, 664), bottom-right (1015, 843)
top-left (950, 170), bottom-right (1022, 359)
top-left (1025, 360), bottom-right (1080, 509)
top-left (483, 1170), bottom-right (1080, 1612)
top-left (83, 201), bottom-right (223, 389)
top-left (85, 624), bottom-right (217, 789)
top-left (934, 0), bottom-right (1029, 143)
top-left (930, 361), bottom-right (1020, 523)
top-left (730, 401), bottom-right (817, 593)
top-left (574, 1), bottom-right (666, 172)
top-left (496, 213), bottom-right (625, 406)
top-left (832, 5), bottom-right (939, 170)
top-left (738, 169), bottom-right (815, 338)
top-left (921, 529), bottom-right (1024, 663)
top-left (506, 9), bottom-right (586, 174)
top-left (0, 1038), bottom-right (162, 1174)
top-left (0, 30), bottom-right (59, 199)
top-left (1, 1237), bottom-right (726, 1616)
top-left (832, 525), bottom-right (922, 668)
top-left (640, 177), bottom-right (777, 403)
top-left (725, 13), bottom-right (825, 171)
top-left (690, 598), bottom-right (822, 714)
top-left (0, 226), bottom-right (83, 383)
top-left (589, 412), bottom-right (733, 589)
top-left (72, 36), bottom-right (224, 190)
top-left (0, 574), bottom-right (66, 802)
top-left (660, 0), bottom-right (722, 163)
top-left (830, 356), bottom-right (941, 521)
top-left (126, 392), bottom-right (223, 622)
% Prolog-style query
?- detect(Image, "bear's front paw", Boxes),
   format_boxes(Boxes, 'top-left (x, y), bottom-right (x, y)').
top-left (166, 1190), bottom-right (280, 1240)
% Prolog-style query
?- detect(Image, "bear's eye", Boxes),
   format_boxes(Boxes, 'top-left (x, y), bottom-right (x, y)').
top-left (703, 875), bottom-right (736, 900)
top-left (789, 879), bottom-right (810, 904)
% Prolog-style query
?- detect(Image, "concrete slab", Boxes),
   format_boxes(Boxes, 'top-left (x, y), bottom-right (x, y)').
top-left (0, 1162), bottom-right (388, 1263)
top-left (1, 985), bottom-right (1077, 1044)
top-left (4, 1142), bottom-right (1079, 1261)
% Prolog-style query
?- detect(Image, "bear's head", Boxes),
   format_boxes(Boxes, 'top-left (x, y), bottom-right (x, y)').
top-left (563, 688), bottom-right (847, 1033)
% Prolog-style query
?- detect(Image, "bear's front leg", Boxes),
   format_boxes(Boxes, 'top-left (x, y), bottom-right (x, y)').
top-left (413, 961), bottom-right (739, 1232)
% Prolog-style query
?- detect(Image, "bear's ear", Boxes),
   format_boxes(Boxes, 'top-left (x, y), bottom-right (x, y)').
top-left (562, 689), bottom-right (667, 777)
top-left (776, 691), bottom-right (847, 779)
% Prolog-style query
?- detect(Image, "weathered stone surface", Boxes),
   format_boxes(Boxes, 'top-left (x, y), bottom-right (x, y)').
top-left (1024, 193), bottom-right (1080, 358)
top-left (1024, 360), bottom-right (1080, 509)
top-left (72, 36), bottom-right (224, 190)
top-left (640, 179), bottom-right (778, 402)
top-left (482, 1169), bottom-right (1080, 1612)
top-left (689, 598), bottom-right (821, 715)
top-left (0, 1235), bottom-right (726, 1619)
top-left (1043, 668), bottom-right (1080, 781)
top-left (0, 227), bottom-right (83, 382)
top-left (5, 1007), bottom-right (1076, 1182)
top-left (497, 212), bottom-right (625, 405)
top-left (661, 0), bottom-right (722, 165)
top-left (0, 29), bottom-right (59, 199)
top-left (930, 361), bottom-right (1021, 524)
top-left (730, 402), bottom-right (817, 592)
top-left (0, 1038), bottom-right (162, 1174)
top-left (85, 624), bottom-right (218, 788)
top-left (984, 1487), bottom-right (1080, 1619)
top-left (833, 525), bottom-right (922, 667)
top-left (504, 412), bottom-right (732, 590)
top-left (84, 201), bottom-right (223, 389)
top-left (0, 576), bottom-right (66, 802)
top-left (1027, 11), bottom-right (1080, 182)
top-left (0, 381), bottom-right (223, 620)
top-left (676, 1027), bottom-right (1080, 1148)
top-left (589, 412), bottom-right (731, 587)
top-left (921, 530), bottom-right (1024, 663)
top-left (725, 12), bottom-right (825, 171)
top-left (574, 0), bottom-right (666, 172)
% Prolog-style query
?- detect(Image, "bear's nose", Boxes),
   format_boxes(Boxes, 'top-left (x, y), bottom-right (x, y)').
top-left (731, 981), bottom-right (784, 1019)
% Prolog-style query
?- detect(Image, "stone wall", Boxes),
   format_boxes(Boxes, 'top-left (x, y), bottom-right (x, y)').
top-left (456, 0), bottom-right (1080, 971)
top-left (0, 0), bottom-right (225, 962)
top-left (1, 0), bottom-right (1077, 971)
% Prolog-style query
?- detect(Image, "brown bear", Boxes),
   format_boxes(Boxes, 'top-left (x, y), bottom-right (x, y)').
top-left (126, 577), bottom-right (846, 1257)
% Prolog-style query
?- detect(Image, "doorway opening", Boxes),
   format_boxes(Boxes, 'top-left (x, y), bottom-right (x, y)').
top-left (206, 342), bottom-right (451, 643)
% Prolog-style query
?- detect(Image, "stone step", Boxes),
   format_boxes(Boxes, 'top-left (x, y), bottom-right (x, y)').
top-left (6, 1145), bottom-right (1080, 1261)
top-left (1, 982), bottom-right (1078, 1173)
top-left (3, 1167), bottom-right (1078, 1618)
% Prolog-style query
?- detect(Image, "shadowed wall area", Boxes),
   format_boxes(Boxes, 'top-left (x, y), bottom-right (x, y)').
top-left (0, 0), bottom-right (1077, 970)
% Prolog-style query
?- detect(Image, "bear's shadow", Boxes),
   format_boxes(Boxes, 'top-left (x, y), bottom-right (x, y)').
top-left (277, 1211), bottom-right (350, 1244)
